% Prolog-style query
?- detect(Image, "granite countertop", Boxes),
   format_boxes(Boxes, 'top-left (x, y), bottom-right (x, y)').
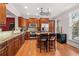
top-left (0, 31), bottom-right (25, 44)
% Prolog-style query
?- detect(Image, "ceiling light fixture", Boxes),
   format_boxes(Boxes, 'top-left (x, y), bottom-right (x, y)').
top-left (37, 8), bottom-right (40, 10)
top-left (24, 6), bottom-right (28, 9)
top-left (39, 8), bottom-right (51, 16)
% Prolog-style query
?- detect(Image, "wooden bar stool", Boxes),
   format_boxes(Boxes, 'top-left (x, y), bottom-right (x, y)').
top-left (48, 36), bottom-right (56, 51)
top-left (39, 34), bottom-right (48, 52)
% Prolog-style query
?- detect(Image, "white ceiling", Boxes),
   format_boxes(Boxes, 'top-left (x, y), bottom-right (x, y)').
top-left (11, 3), bottom-right (78, 18)
top-left (7, 9), bottom-right (16, 17)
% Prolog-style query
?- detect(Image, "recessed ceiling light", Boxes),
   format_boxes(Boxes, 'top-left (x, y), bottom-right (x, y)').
top-left (24, 6), bottom-right (28, 9)
top-left (27, 13), bottom-right (30, 15)
top-left (37, 8), bottom-right (40, 10)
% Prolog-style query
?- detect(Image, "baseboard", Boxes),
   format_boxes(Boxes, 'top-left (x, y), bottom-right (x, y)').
top-left (67, 40), bottom-right (79, 48)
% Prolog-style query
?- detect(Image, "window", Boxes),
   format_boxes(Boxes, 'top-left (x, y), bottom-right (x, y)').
top-left (70, 11), bottom-right (79, 39)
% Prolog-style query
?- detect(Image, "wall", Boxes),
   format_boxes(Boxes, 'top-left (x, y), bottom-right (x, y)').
top-left (57, 4), bottom-right (79, 39)
top-left (57, 4), bottom-right (79, 48)
top-left (57, 12), bottom-right (69, 37)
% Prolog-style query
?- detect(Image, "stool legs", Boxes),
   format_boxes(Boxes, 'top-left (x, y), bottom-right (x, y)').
top-left (39, 40), bottom-right (56, 52)
top-left (48, 40), bottom-right (56, 51)
top-left (40, 41), bottom-right (48, 52)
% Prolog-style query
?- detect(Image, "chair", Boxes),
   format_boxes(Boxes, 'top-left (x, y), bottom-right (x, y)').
top-left (49, 33), bottom-right (56, 39)
top-left (39, 33), bottom-right (48, 52)
top-left (48, 34), bottom-right (56, 51)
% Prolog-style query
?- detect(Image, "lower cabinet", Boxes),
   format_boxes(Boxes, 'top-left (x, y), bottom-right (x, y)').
top-left (0, 41), bottom-right (8, 56)
top-left (7, 38), bottom-right (15, 56)
top-left (15, 37), bottom-right (19, 54)
top-left (19, 35), bottom-right (22, 47)
top-left (26, 32), bottom-right (30, 40)
top-left (0, 34), bottom-right (25, 56)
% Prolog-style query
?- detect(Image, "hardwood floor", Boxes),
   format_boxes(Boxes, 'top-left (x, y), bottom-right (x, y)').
top-left (16, 39), bottom-right (79, 56)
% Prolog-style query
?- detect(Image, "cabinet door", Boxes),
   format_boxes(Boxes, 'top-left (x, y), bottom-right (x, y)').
top-left (39, 18), bottom-right (49, 23)
top-left (49, 20), bottom-right (55, 32)
top-left (0, 42), bottom-right (7, 56)
top-left (0, 46), bottom-right (7, 56)
top-left (0, 3), bottom-right (6, 25)
top-left (7, 39), bottom-right (15, 56)
top-left (18, 17), bottom-right (26, 27)
top-left (15, 37), bottom-right (19, 53)
top-left (26, 32), bottom-right (30, 40)
top-left (19, 35), bottom-right (23, 46)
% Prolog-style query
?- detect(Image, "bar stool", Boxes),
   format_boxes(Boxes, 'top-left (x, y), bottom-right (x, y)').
top-left (48, 34), bottom-right (56, 51)
top-left (39, 34), bottom-right (48, 52)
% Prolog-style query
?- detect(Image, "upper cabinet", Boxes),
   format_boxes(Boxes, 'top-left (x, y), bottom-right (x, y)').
top-left (39, 18), bottom-right (49, 23)
top-left (49, 20), bottom-right (55, 32)
top-left (28, 18), bottom-right (39, 32)
top-left (0, 3), bottom-right (6, 25)
top-left (18, 17), bottom-right (26, 27)
top-left (28, 18), bottom-right (39, 23)
top-left (28, 18), bottom-right (39, 26)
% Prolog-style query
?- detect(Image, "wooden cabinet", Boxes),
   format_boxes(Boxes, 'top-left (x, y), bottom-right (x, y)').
top-left (26, 18), bottom-right (55, 32)
top-left (39, 18), bottom-right (49, 24)
top-left (19, 35), bottom-right (23, 46)
top-left (29, 18), bottom-right (39, 29)
top-left (18, 17), bottom-right (26, 27)
top-left (0, 3), bottom-right (6, 25)
top-left (26, 32), bottom-right (30, 40)
top-left (28, 18), bottom-right (39, 30)
top-left (7, 35), bottom-right (23, 56)
top-left (7, 38), bottom-right (15, 56)
top-left (0, 41), bottom-right (8, 56)
top-left (49, 20), bottom-right (55, 32)
top-left (14, 37), bottom-right (19, 54)
top-left (0, 33), bottom-right (26, 56)
top-left (28, 18), bottom-right (39, 24)
top-left (26, 19), bottom-right (29, 28)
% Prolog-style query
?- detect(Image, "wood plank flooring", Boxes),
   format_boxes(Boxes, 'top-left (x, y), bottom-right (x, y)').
top-left (16, 40), bottom-right (79, 56)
